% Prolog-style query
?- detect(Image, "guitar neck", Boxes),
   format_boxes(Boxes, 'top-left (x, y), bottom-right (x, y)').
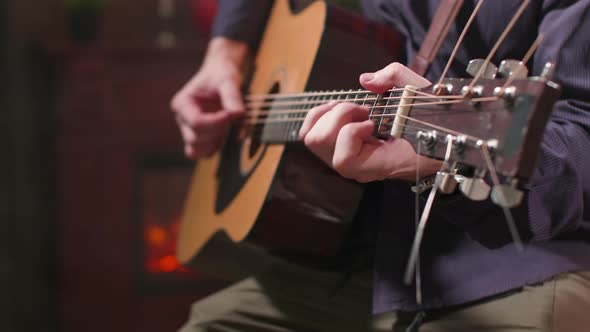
top-left (248, 75), bottom-right (561, 182)
top-left (249, 89), bottom-right (392, 143)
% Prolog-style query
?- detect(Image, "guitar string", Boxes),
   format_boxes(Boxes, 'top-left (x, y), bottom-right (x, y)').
top-left (402, 0), bottom-right (534, 264)
top-left (436, 0), bottom-right (485, 87)
top-left (244, 108), bottom-right (501, 144)
top-left (259, 123), bottom-right (479, 155)
top-left (414, 138), bottom-right (423, 304)
top-left (501, 33), bottom-right (544, 90)
top-left (245, 84), bottom-right (444, 101)
top-left (243, 2), bottom-right (537, 288)
top-left (244, 74), bottom-right (530, 118)
top-left (245, 94), bottom-right (465, 109)
top-left (243, 97), bottom-right (499, 123)
top-left (245, 87), bottom-right (407, 100)
top-left (480, 144), bottom-right (525, 251)
top-left (244, 0), bottom-right (535, 138)
top-left (243, 105), bottom-right (480, 119)
top-left (254, 116), bottom-right (447, 141)
top-left (245, 109), bottom-right (498, 145)
top-left (245, 8), bottom-right (537, 120)
top-left (459, 0), bottom-right (532, 256)
top-left (254, 110), bottom-right (487, 145)
top-left (404, 137), bottom-right (455, 286)
top-left (404, 1), bottom-right (483, 298)
top-left (248, 107), bottom-right (482, 147)
top-left (248, 6), bottom-right (542, 259)
top-left (466, 0), bottom-right (531, 91)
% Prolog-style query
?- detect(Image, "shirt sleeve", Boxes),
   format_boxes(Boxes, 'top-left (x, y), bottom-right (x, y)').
top-left (211, 0), bottom-right (274, 48)
top-left (433, 0), bottom-right (590, 247)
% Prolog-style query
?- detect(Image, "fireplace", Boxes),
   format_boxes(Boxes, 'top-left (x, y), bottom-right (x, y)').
top-left (54, 45), bottom-right (227, 332)
top-left (138, 157), bottom-right (206, 288)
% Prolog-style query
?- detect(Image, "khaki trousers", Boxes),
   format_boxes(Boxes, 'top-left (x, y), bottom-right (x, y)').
top-left (178, 260), bottom-right (590, 332)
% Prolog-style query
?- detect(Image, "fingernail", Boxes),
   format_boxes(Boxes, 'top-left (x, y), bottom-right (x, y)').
top-left (360, 72), bottom-right (375, 83)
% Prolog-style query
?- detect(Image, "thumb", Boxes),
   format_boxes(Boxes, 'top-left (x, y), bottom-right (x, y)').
top-left (360, 62), bottom-right (431, 94)
top-left (218, 81), bottom-right (245, 114)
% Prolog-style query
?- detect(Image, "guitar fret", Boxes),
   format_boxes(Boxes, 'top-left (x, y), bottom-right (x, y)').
top-left (376, 94), bottom-right (386, 137)
top-left (281, 97), bottom-right (298, 142)
top-left (285, 96), bottom-right (293, 142)
top-left (262, 88), bottom-right (383, 143)
top-left (357, 89), bottom-right (365, 105)
top-left (355, 89), bottom-right (363, 107)
top-left (379, 90), bottom-right (397, 138)
top-left (259, 95), bottom-right (270, 143)
top-left (334, 90), bottom-right (340, 102)
top-left (342, 90), bottom-right (349, 104)
top-left (292, 95), bottom-right (309, 141)
top-left (290, 95), bottom-right (305, 141)
top-left (361, 92), bottom-right (368, 108)
top-left (368, 91), bottom-right (383, 137)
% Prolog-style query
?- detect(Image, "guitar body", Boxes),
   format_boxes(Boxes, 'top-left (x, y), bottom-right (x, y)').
top-left (177, 0), bottom-right (402, 279)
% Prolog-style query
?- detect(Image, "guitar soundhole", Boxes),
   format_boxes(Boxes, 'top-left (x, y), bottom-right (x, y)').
top-left (249, 83), bottom-right (280, 157)
top-left (249, 121), bottom-right (263, 158)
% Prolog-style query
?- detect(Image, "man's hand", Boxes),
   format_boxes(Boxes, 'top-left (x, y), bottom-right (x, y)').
top-left (171, 37), bottom-right (248, 159)
top-left (299, 62), bottom-right (442, 183)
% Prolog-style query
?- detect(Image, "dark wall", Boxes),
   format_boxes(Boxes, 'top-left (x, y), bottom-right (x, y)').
top-left (0, 1), bottom-right (206, 331)
top-left (1, 1), bottom-right (61, 332)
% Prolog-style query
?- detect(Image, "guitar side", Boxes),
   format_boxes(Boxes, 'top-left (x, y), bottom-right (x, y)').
top-left (177, 0), bottom-right (402, 279)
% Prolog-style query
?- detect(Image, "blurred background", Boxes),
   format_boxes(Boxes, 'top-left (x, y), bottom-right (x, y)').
top-left (0, 1), bottom-right (360, 332)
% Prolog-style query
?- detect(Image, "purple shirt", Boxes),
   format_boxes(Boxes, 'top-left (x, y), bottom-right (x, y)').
top-left (212, 0), bottom-right (590, 314)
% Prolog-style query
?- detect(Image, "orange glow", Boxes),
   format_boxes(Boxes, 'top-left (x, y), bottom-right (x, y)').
top-left (141, 170), bottom-right (203, 279)
top-left (144, 216), bottom-right (199, 277)
top-left (145, 225), bottom-right (168, 247)
top-left (158, 255), bottom-right (180, 273)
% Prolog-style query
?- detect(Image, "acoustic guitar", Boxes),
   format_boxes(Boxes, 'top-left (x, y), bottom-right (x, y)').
top-left (176, 0), bottom-right (560, 279)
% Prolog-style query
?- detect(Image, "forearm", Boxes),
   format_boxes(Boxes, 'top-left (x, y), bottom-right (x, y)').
top-left (203, 37), bottom-right (250, 69)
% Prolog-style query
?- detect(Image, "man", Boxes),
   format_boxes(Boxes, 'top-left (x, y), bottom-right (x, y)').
top-left (171, 0), bottom-right (590, 331)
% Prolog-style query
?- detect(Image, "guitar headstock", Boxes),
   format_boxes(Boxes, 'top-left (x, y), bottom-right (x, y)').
top-left (378, 62), bottom-right (561, 206)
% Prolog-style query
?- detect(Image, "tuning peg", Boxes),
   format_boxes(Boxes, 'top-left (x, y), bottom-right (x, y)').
top-left (435, 171), bottom-right (459, 194)
top-left (498, 59), bottom-right (529, 79)
top-left (459, 176), bottom-right (491, 201)
top-left (540, 61), bottom-right (556, 81)
top-left (491, 183), bottom-right (524, 208)
top-left (466, 59), bottom-right (498, 79)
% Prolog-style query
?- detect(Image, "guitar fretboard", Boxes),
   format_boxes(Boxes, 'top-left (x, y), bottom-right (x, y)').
top-left (246, 89), bottom-right (399, 143)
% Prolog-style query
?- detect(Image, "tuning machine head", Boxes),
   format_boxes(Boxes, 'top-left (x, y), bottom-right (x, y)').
top-left (537, 61), bottom-right (556, 81)
top-left (541, 61), bottom-right (556, 80)
top-left (491, 180), bottom-right (524, 208)
top-left (459, 170), bottom-right (491, 201)
top-left (435, 171), bottom-right (459, 194)
top-left (466, 59), bottom-right (498, 79)
top-left (498, 59), bottom-right (529, 79)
